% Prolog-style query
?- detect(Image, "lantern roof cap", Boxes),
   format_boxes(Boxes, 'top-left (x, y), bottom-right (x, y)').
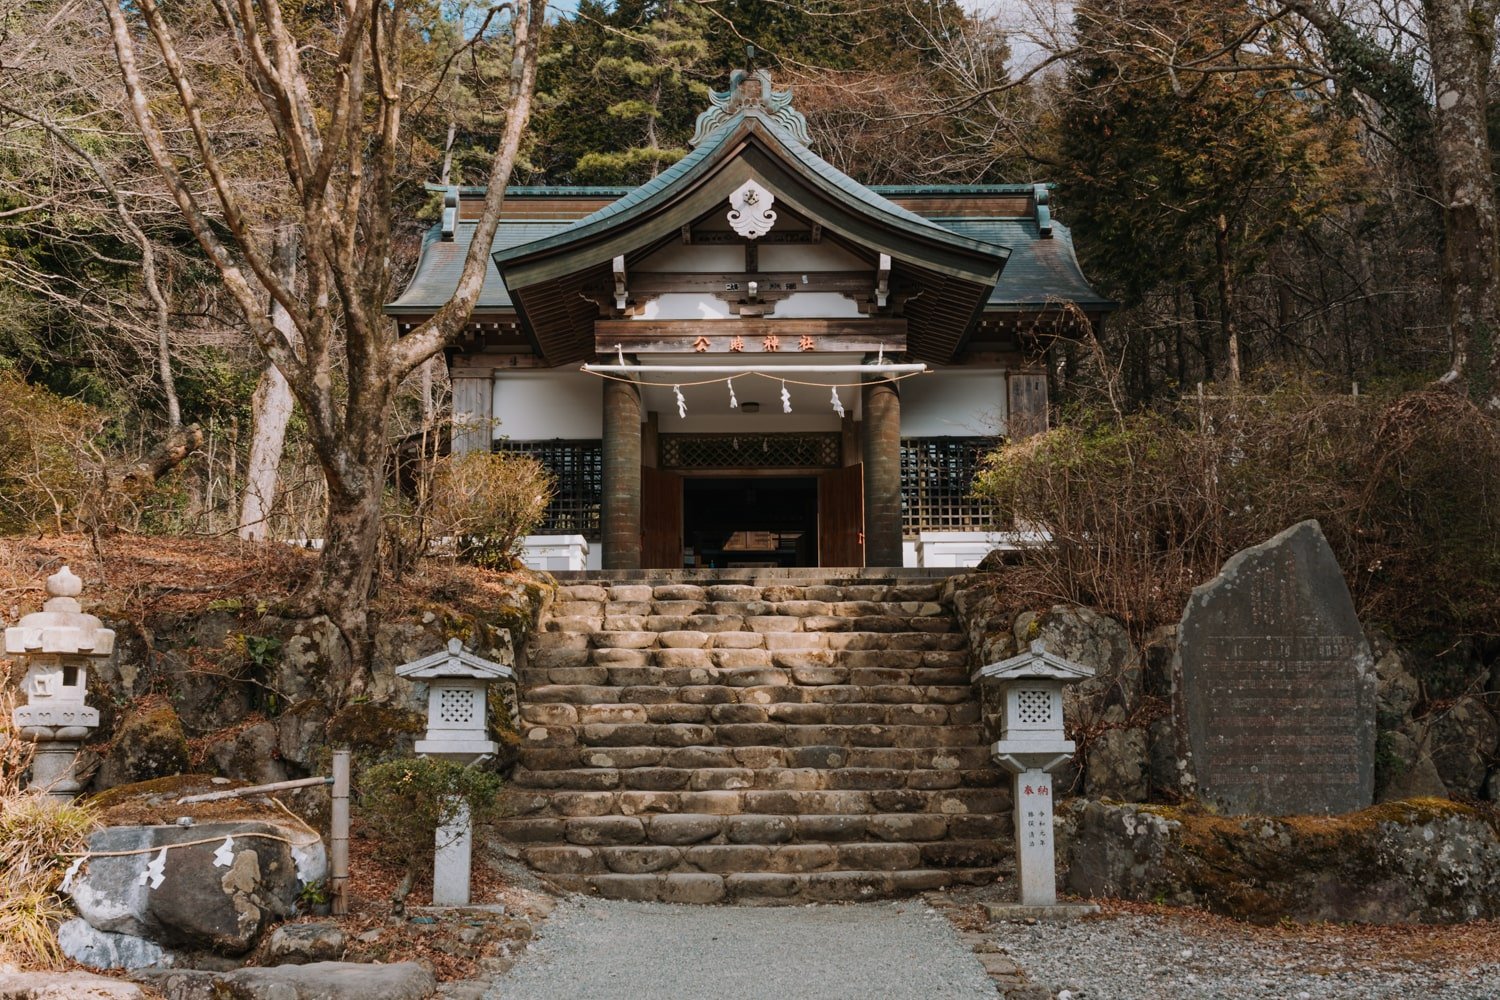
top-left (396, 638), bottom-right (514, 681)
top-left (5, 566), bottom-right (114, 657)
top-left (972, 640), bottom-right (1095, 684)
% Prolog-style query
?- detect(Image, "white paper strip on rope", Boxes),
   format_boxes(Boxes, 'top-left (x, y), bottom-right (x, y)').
top-left (780, 380), bottom-right (792, 413)
top-left (830, 386), bottom-right (845, 418)
top-left (728, 377), bottom-right (738, 409)
top-left (213, 837), bottom-right (236, 868)
top-left (139, 848), bottom-right (167, 890)
top-left (60, 856), bottom-right (84, 894)
top-left (674, 385), bottom-right (687, 419)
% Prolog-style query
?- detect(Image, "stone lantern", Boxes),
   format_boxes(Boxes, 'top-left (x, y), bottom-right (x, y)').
top-left (973, 640), bottom-right (1094, 915)
top-left (396, 638), bottom-right (514, 905)
top-left (6, 567), bottom-right (113, 799)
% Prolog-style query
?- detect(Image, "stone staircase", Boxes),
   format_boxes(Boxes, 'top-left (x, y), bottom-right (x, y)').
top-left (494, 571), bottom-right (1008, 903)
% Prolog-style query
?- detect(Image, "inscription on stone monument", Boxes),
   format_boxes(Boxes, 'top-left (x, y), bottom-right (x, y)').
top-left (1176, 520), bottom-right (1376, 815)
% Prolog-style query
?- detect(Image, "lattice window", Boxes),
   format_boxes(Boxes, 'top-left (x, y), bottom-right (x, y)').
top-left (437, 687), bottom-right (478, 726)
top-left (660, 433), bottom-right (841, 470)
top-left (900, 437), bottom-right (997, 536)
top-left (1017, 689), bottom-right (1052, 725)
top-left (493, 439), bottom-right (602, 540)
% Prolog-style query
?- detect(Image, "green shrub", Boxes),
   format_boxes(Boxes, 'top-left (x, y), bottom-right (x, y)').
top-left (975, 378), bottom-right (1500, 638)
top-left (429, 451), bottom-right (554, 568)
top-left (357, 756), bottom-right (503, 890)
top-left (0, 366), bottom-right (98, 534)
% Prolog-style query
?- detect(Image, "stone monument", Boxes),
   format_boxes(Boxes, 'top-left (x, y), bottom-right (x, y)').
top-left (6, 566), bottom-right (111, 799)
top-left (974, 640), bottom-right (1097, 918)
top-left (396, 639), bottom-right (514, 906)
top-left (1175, 520), bottom-right (1376, 815)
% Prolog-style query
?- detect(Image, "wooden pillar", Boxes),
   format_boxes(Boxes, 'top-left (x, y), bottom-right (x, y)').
top-left (602, 378), bottom-right (642, 569)
top-left (860, 379), bottom-right (902, 567)
top-left (450, 368), bottom-right (493, 455)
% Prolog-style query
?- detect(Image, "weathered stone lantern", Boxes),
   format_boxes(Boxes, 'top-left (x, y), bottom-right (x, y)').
top-left (396, 638), bottom-right (514, 905)
top-left (6, 567), bottom-right (113, 799)
top-left (973, 640), bottom-right (1094, 915)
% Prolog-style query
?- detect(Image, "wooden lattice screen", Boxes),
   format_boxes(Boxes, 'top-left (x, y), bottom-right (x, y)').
top-left (494, 439), bottom-right (603, 539)
top-left (660, 433), bottom-right (841, 470)
top-left (899, 437), bottom-right (997, 536)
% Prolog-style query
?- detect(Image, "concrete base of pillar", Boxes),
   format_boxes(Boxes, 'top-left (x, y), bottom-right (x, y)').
top-left (983, 902), bottom-right (1101, 923)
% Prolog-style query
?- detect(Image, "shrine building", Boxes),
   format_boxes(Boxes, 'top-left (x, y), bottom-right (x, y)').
top-left (388, 71), bottom-right (1110, 571)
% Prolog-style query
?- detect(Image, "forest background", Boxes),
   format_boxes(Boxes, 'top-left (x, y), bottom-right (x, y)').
top-left (0, 0), bottom-right (1497, 669)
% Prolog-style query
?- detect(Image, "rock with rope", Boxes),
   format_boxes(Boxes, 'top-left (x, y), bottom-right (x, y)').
top-left (65, 819), bottom-right (327, 957)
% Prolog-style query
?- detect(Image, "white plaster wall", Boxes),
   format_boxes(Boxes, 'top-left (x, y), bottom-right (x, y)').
top-left (639, 243), bottom-right (744, 272)
top-left (900, 368), bottom-right (1007, 438)
top-left (760, 242), bottom-right (865, 270)
top-left (769, 292), bottom-right (863, 318)
top-left (491, 371), bottom-right (605, 441)
top-left (637, 294), bottom-right (733, 320)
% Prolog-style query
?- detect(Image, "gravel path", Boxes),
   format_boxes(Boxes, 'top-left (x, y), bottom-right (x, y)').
top-left (992, 911), bottom-right (1500, 1000)
top-left (487, 898), bottom-right (997, 1000)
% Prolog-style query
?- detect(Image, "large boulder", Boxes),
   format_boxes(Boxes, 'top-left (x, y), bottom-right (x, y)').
top-left (1083, 707), bottom-right (1148, 802)
top-left (1015, 604), bottom-right (1142, 722)
top-left (57, 918), bottom-right (173, 971)
top-left (207, 721), bottom-right (288, 786)
top-left (1065, 798), bottom-right (1500, 924)
top-left (0, 970), bottom-right (146, 999)
top-left (1427, 697), bottom-right (1499, 798)
top-left (1375, 730), bottom-right (1448, 803)
top-left (68, 821), bottom-right (324, 954)
top-left (136, 962), bottom-right (435, 1000)
top-left (97, 701), bottom-right (191, 789)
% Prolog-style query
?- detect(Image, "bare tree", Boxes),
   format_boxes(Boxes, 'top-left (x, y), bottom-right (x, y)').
top-left (102, 0), bottom-right (547, 690)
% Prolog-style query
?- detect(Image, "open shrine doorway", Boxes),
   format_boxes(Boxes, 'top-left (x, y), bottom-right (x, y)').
top-left (639, 464), bottom-right (865, 569)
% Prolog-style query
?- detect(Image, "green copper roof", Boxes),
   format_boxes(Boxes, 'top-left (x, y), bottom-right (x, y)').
top-left (492, 108), bottom-right (1009, 284)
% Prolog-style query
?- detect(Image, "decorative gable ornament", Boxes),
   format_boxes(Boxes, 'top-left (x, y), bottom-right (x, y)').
top-left (396, 638), bottom-right (516, 764)
top-left (727, 180), bottom-right (777, 239)
top-left (691, 68), bottom-right (812, 147)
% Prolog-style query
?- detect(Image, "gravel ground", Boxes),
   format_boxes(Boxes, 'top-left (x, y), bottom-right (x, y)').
top-left (993, 910), bottom-right (1500, 1000)
top-left (487, 898), bottom-right (998, 1000)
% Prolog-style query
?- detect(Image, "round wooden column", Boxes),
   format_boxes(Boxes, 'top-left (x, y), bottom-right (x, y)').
top-left (601, 377), bottom-right (642, 569)
top-left (860, 379), bottom-right (903, 567)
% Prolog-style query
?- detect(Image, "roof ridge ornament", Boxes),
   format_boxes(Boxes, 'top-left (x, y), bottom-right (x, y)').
top-left (690, 68), bottom-right (812, 147)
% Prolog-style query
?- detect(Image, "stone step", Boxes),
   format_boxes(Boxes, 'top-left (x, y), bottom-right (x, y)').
top-left (520, 701), bottom-right (980, 728)
top-left (531, 629), bottom-right (968, 654)
top-left (496, 812), bottom-right (1006, 846)
top-left (517, 744), bottom-right (995, 772)
top-left (535, 868), bottom-right (992, 904)
top-left (509, 765), bottom-right (1002, 792)
top-left (497, 786), bottom-right (1007, 819)
top-left (516, 722), bottom-right (986, 750)
top-left (554, 582), bottom-right (950, 603)
top-left (542, 614), bottom-right (960, 636)
top-left (517, 838), bottom-right (1006, 876)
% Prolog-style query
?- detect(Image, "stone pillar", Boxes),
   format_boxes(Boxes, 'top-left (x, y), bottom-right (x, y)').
top-left (1014, 769), bottom-right (1056, 906)
top-left (602, 377), bottom-right (642, 569)
top-left (860, 380), bottom-right (902, 567)
top-left (432, 797), bottom-right (473, 907)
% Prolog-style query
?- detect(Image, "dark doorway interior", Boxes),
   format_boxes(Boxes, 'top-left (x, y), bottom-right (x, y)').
top-left (683, 476), bottom-right (818, 568)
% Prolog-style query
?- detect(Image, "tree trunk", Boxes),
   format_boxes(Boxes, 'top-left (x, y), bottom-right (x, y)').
top-left (315, 465), bottom-right (387, 696)
top-left (1215, 214), bottom-right (1241, 383)
top-left (239, 230), bottom-right (299, 542)
top-left (1422, 0), bottom-right (1500, 406)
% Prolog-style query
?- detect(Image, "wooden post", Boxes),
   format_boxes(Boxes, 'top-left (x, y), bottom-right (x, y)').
top-left (860, 378), bottom-right (903, 567)
top-left (331, 750), bottom-right (350, 917)
top-left (601, 376), bottom-right (642, 569)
